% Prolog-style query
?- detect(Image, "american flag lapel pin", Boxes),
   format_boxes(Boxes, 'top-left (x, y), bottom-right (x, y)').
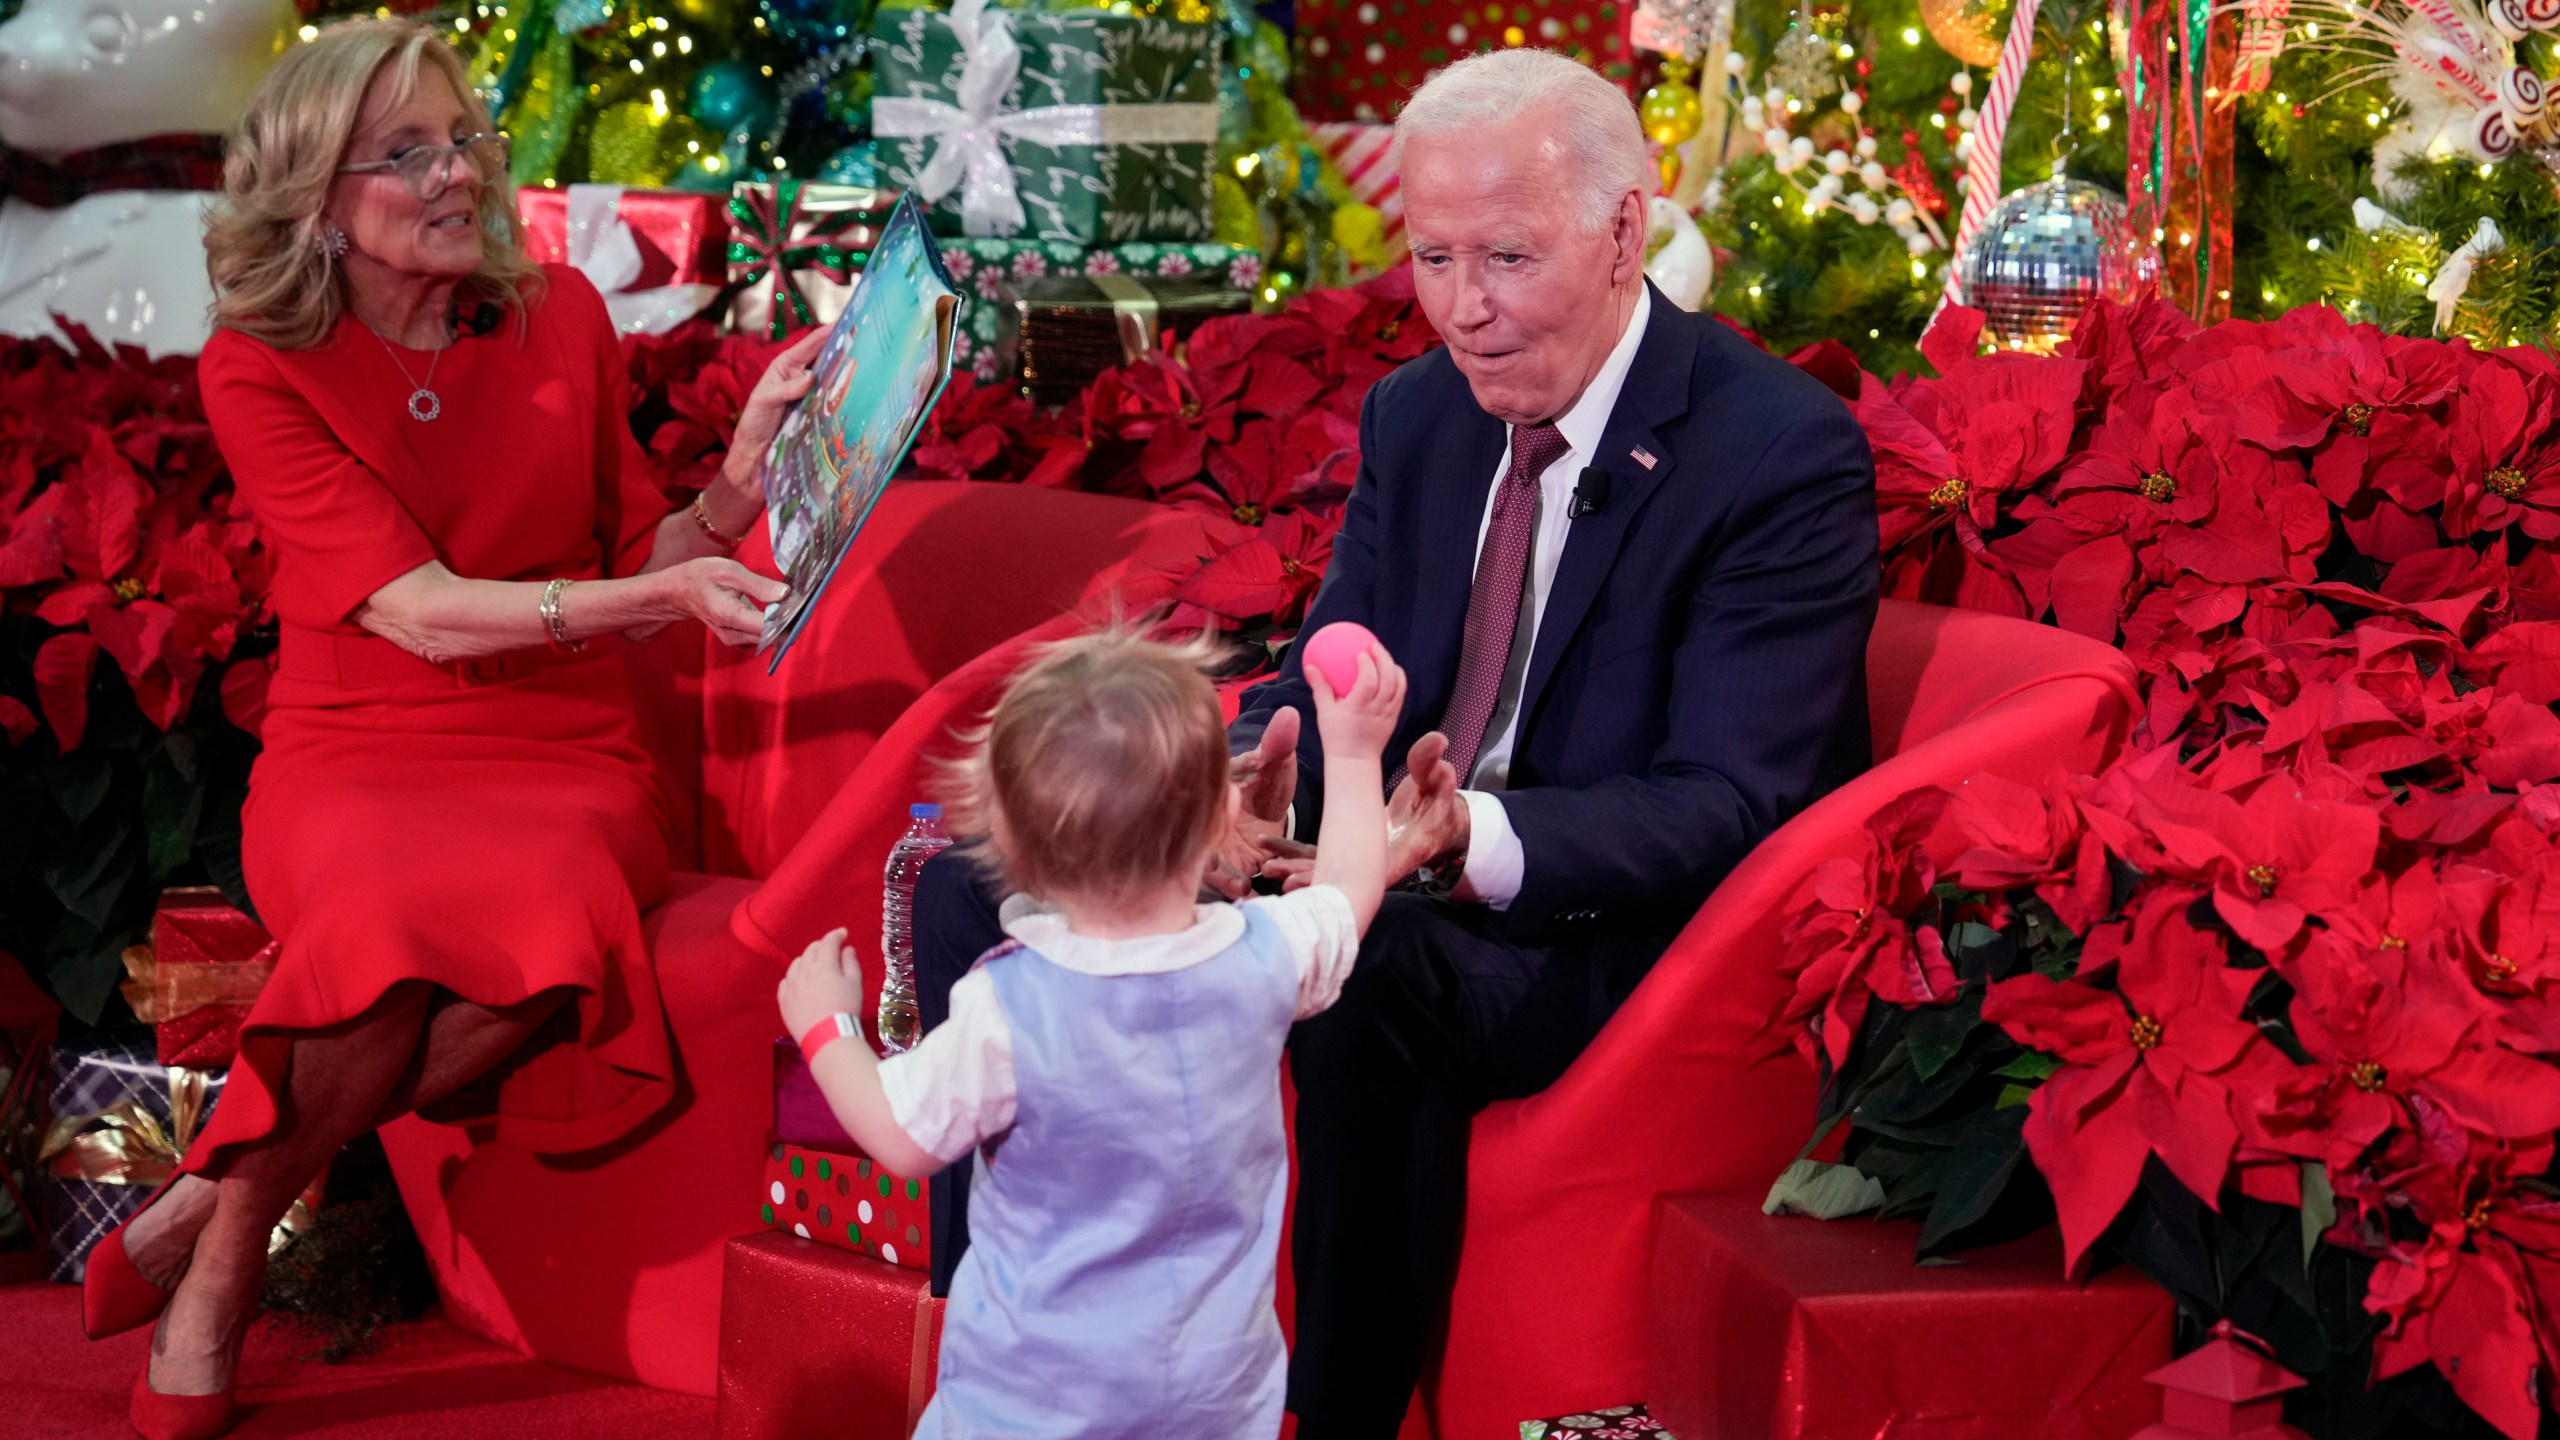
top-left (1630, 445), bottom-right (1658, 471)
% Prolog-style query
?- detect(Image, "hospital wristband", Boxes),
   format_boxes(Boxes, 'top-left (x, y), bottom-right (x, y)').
top-left (799, 1012), bottom-right (859, 1064)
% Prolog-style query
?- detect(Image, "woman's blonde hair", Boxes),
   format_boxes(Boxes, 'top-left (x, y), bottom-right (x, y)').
top-left (205, 18), bottom-right (543, 349)
top-left (941, 627), bottom-right (1233, 909)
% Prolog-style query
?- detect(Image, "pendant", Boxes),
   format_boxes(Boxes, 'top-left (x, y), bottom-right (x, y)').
top-left (407, 388), bottom-right (442, 423)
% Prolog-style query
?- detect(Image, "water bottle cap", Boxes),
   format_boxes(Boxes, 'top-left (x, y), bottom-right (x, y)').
top-left (911, 803), bottom-right (943, 819)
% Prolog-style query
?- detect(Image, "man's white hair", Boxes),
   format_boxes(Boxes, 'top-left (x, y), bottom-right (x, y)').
top-left (1392, 48), bottom-right (1651, 235)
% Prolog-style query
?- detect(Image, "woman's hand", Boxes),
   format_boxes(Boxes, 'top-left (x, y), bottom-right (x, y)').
top-left (659, 556), bottom-right (788, 648)
top-left (725, 329), bottom-right (830, 480)
top-left (778, 926), bottom-right (867, 1039)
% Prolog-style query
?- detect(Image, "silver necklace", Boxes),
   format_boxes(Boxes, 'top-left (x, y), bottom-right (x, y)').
top-left (366, 322), bottom-right (450, 422)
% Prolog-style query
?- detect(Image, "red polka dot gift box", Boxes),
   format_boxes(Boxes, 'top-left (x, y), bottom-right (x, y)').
top-left (762, 1141), bottom-right (933, 1273)
top-left (1290, 0), bottom-right (1635, 123)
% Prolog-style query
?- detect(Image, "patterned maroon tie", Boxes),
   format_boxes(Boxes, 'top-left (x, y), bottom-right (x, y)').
top-left (1426, 422), bottom-right (1569, 789)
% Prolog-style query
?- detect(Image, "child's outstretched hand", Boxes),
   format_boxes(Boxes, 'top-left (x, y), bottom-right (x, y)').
top-left (778, 926), bottom-right (866, 1039)
top-left (1307, 641), bottom-right (1406, 765)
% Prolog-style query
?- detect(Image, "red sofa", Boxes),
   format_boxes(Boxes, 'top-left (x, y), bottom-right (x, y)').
top-left (383, 481), bottom-right (2141, 1428)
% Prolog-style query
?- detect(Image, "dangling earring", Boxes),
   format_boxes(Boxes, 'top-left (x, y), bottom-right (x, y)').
top-left (317, 224), bottom-right (350, 261)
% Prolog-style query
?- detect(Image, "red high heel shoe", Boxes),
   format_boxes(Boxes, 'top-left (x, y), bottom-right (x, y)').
top-left (130, 1306), bottom-right (246, 1440)
top-left (84, 1177), bottom-right (187, 1339)
top-left (128, 1367), bottom-right (236, 1440)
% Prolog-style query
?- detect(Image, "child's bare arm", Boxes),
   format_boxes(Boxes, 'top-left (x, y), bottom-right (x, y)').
top-left (777, 928), bottom-right (947, 1178)
top-left (1307, 647), bottom-right (1407, 934)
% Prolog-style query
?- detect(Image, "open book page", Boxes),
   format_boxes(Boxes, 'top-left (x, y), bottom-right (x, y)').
top-left (756, 191), bottom-right (965, 669)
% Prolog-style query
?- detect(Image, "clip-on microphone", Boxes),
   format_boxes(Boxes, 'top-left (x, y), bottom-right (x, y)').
top-left (1570, 466), bottom-right (1612, 519)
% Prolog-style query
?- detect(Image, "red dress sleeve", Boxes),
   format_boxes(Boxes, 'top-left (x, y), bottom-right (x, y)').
top-left (201, 330), bottom-right (440, 629)
top-left (555, 267), bottom-right (679, 579)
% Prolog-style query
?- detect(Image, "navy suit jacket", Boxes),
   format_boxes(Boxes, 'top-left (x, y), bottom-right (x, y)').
top-left (1231, 285), bottom-right (1881, 941)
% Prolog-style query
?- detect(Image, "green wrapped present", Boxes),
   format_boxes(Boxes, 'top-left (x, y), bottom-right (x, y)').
top-left (940, 237), bottom-right (1260, 380)
top-left (871, 0), bottom-right (1220, 245)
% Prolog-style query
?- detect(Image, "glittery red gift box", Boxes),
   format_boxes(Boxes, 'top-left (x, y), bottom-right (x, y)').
top-left (716, 1231), bottom-right (944, 1440)
top-left (1646, 1194), bottom-right (2174, 1440)
top-left (137, 888), bottom-right (278, 1069)
top-left (515, 184), bottom-right (730, 289)
top-left (760, 1140), bottom-right (932, 1273)
top-left (1290, 0), bottom-right (1636, 124)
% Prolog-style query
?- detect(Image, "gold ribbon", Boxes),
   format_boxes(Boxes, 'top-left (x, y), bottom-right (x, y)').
top-left (40, 1066), bottom-right (212, 1190)
top-left (118, 943), bottom-right (276, 1024)
top-left (39, 1065), bottom-right (319, 1255)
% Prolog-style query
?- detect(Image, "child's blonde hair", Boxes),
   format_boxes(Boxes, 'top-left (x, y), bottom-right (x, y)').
top-left (943, 627), bottom-right (1231, 907)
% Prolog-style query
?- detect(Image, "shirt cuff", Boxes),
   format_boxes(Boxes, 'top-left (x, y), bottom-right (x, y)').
top-left (1453, 790), bottom-right (1523, 910)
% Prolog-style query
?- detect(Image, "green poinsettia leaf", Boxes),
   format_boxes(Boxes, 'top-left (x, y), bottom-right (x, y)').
top-left (1917, 1106), bottom-right (2030, 1256)
top-left (1763, 1158), bottom-right (1887, 1220)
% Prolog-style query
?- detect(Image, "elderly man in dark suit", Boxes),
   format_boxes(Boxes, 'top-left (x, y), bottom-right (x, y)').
top-left (912, 45), bottom-right (1878, 1439)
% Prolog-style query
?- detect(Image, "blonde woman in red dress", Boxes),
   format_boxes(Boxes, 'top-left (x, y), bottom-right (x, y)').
top-left (79, 21), bottom-right (827, 1439)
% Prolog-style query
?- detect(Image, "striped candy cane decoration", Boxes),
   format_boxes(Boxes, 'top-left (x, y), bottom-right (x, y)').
top-left (1940, 0), bottom-right (2044, 307)
top-left (1310, 121), bottom-right (1408, 265)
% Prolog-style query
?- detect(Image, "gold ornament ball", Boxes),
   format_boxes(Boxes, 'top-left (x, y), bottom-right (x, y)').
top-left (1918, 0), bottom-right (2007, 68)
top-left (587, 101), bottom-right (709, 188)
top-left (671, 0), bottom-right (730, 24)
top-left (1639, 78), bottom-right (1705, 148)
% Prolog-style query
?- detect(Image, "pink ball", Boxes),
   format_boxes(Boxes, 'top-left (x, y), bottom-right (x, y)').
top-left (1301, 621), bottom-right (1382, 697)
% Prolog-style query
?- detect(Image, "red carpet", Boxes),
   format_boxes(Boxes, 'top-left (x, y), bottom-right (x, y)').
top-left (0, 1281), bottom-right (714, 1439)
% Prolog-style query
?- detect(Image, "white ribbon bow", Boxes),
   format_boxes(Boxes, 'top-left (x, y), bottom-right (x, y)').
top-left (870, 0), bottom-right (1214, 238)
top-left (564, 184), bottom-right (722, 336)
top-left (2426, 216), bottom-right (2504, 334)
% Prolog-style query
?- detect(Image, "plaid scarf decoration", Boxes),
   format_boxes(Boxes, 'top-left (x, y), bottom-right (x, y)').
top-left (1, 133), bottom-right (227, 209)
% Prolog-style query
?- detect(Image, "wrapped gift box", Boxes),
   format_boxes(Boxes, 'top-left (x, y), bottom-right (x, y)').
top-left (1647, 1194), bottom-right (2173, 1440)
top-left (941, 238), bottom-right (1258, 381)
top-left (1309, 120), bottom-right (1407, 274)
top-left (1522, 1404), bottom-right (1676, 1438)
top-left (119, 887), bottom-right (275, 1069)
top-left (872, 0), bottom-right (1221, 245)
top-left (1290, 0), bottom-right (1637, 123)
top-left (998, 273), bottom-right (1257, 405)
top-left (717, 1230), bottom-right (944, 1440)
top-left (38, 1040), bottom-right (224, 1283)
top-left (724, 180), bottom-right (893, 338)
top-left (517, 183), bottom-right (730, 335)
top-left (761, 1138), bottom-right (932, 1273)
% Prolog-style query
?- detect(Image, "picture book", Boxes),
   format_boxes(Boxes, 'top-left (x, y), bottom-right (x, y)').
top-left (757, 191), bottom-right (963, 668)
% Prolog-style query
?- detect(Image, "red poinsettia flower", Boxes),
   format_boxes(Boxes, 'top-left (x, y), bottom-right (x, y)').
top-left (2338, 1120), bottom-right (2560, 1440)
top-left (1168, 508), bottom-right (1338, 631)
top-left (1944, 771), bottom-right (2112, 933)
top-left (1982, 889), bottom-right (2270, 1272)
top-left (2093, 765), bottom-right (2381, 951)
top-left (2255, 931), bottom-right (2560, 1173)
top-left (2440, 352), bottom-right (2560, 541)
top-left (1778, 789), bottom-right (1955, 1072)
top-left (1163, 410), bottom-right (1359, 527)
top-left (640, 329), bottom-right (794, 495)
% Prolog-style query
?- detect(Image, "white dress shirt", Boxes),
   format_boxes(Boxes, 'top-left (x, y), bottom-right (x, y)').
top-left (1452, 285), bottom-right (1655, 910)
top-left (876, 884), bottom-right (1361, 1164)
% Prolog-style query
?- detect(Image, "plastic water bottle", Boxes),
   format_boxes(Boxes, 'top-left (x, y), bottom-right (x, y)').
top-left (878, 803), bottom-right (951, 1054)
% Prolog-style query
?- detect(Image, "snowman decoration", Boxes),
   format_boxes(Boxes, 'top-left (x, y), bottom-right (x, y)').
top-left (0, 0), bottom-right (294, 355)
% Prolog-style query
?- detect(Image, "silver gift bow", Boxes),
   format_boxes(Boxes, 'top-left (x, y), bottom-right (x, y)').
top-left (871, 0), bottom-right (1215, 237)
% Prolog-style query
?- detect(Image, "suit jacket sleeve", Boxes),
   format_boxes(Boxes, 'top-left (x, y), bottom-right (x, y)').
top-left (1497, 402), bottom-right (1879, 932)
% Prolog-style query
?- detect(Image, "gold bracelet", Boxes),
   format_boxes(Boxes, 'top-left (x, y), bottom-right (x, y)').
top-left (540, 577), bottom-right (588, 653)
top-left (691, 490), bottom-right (748, 549)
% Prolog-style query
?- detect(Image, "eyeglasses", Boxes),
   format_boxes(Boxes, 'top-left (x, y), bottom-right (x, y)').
top-left (338, 133), bottom-right (511, 201)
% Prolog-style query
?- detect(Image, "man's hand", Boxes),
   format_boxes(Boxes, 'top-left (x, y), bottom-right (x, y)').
top-left (1385, 730), bottom-right (1469, 881)
top-left (1265, 730), bottom-right (1469, 892)
top-left (1205, 707), bottom-right (1310, 899)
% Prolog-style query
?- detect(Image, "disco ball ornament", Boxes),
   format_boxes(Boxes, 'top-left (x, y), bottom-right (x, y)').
top-left (1918, 0), bottom-right (2007, 67)
top-left (1956, 178), bottom-right (2159, 354)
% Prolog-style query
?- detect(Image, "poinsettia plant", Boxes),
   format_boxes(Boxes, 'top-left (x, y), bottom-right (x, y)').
top-left (1784, 297), bottom-right (2560, 1440)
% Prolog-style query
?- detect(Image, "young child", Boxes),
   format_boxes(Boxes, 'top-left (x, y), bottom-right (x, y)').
top-left (776, 626), bottom-right (1405, 1439)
